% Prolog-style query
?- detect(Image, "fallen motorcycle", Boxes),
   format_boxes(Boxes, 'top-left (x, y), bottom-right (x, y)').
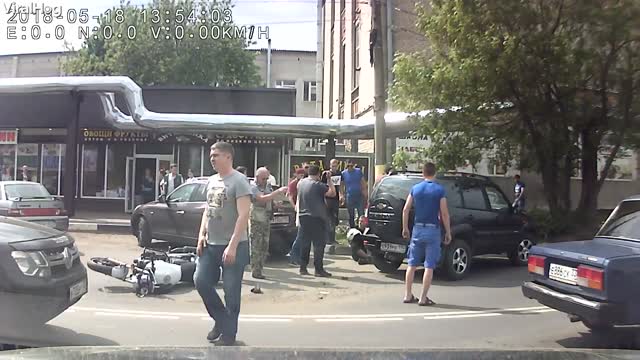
top-left (87, 246), bottom-right (198, 297)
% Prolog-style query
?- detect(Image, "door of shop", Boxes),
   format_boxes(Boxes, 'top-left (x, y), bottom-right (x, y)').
top-left (125, 155), bottom-right (173, 213)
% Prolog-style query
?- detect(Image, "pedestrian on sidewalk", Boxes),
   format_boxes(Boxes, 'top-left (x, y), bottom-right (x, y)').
top-left (249, 167), bottom-right (287, 279)
top-left (321, 159), bottom-right (342, 245)
top-left (402, 162), bottom-right (452, 306)
top-left (297, 164), bottom-right (336, 277)
top-left (194, 141), bottom-right (252, 346)
top-left (340, 160), bottom-right (368, 228)
top-left (162, 164), bottom-right (184, 196)
top-left (286, 167), bottom-right (306, 265)
top-left (141, 168), bottom-right (155, 203)
top-left (512, 174), bottom-right (526, 213)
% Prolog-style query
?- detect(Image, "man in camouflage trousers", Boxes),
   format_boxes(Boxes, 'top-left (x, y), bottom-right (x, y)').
top-left (249, 167), bottom-right (287, 279)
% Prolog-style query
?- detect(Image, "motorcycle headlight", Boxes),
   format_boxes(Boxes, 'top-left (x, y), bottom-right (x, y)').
top-left (11, 251), bottom-right (49, 277)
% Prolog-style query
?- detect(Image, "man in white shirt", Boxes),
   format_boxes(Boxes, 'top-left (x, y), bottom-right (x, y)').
top-left (162, 164), bottom-right (184, 196)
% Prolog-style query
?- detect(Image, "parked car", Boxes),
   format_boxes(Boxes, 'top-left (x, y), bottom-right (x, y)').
top-left (130, 178), bottom-right (297, 256)
top-left (522, 196), bottom-right (640, 332)
top-left (0, 216), bottom-right (87, 329)
top-left (0, 181), bottom-right (69, 232)
top-left (357, 171), bottom-right (535, 280)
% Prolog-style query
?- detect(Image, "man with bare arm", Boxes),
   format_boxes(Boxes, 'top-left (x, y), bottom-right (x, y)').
top-left (402, 162), bottom-right (452, 306)
top-left (194, 142), bottom-right (252, 346)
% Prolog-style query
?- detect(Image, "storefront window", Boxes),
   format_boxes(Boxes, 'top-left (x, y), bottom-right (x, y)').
top-left (136, 143), bottom-right (174, 155)
top-left (257, 145), bottom-right (281, 185)
top-left (82, 144), bottom-right (106, 197)
top-left (234, 144), bottom-right (256, 177)
top-left (41, 144), bottom-right (61, 195)
top-left (106, 144), bottom-right (132, 198)
top-left (17, 144), bottom-right (40, 182)
top-left (179, 145), bottom-right (202, 178)
top-left (59, 145), bottom-right (66, 196)
top-left (0, 145), bottom-right (16, 181)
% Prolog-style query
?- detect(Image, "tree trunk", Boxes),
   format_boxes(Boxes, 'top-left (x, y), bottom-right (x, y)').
top-left (577, 129), bottom-right (600, 222)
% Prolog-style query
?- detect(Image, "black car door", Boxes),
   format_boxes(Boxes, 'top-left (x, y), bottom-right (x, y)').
top-left (484, 184), bottom-right (524, 250)
top-left (179, 184), bottom-right (208, 245)
top-left (458, 183), bottom-right (498, 254)
top-left (165, 183), bottom-right (199, 244)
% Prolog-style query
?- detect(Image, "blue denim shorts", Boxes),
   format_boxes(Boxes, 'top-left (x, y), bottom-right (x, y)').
top-left (407, 224), bottom-right (442, 269)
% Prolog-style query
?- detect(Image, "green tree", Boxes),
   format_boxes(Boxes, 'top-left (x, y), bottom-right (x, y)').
top-left (63, 0), bottom-right (261, 87)
top-left (391, 0), bottom-right (640, 219)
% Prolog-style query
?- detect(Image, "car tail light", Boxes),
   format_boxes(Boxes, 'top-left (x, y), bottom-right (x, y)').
top-left (57, 208), bottom-right (68, 216)
top-left (528, 255), bottom-right (545, 275)
top-left (7, 209), bottom-right (21, 216)
top-left (577, 265), bottom-right (604, 291)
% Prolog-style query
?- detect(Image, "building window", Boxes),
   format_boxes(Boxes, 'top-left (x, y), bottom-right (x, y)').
top-left (304, 81), bottom-right (317, 102)
top-left (353, 23), bottom-right (360, 89)
top-left (329, 52), bottom-right (334, 116)
top-left (339, 43), bottom-right (346, 103)
top-left (178, 145), bottom-right (203, 178)
top-left (106, 144), bottom-right (132, 198)
top-left (351, 98), bottom-right (359, 116)
top-left (41, 144), bottom-right (61, 195)
top-left (275, 80), bottom-right (296, 89)
top-left (0, 145), bottom-right (16, 181)
top-left (82, 144), bottom-right (105, 197)
top-left (256, 145), bottom-right (281, 185)
top-left (17, 144), bottom-right (40, 182)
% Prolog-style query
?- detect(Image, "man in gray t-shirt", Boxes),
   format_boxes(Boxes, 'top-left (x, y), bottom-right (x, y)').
top-left (194, 142), bottom-right (251, 347)
top-left (296, 164), bottom-right (336, 277)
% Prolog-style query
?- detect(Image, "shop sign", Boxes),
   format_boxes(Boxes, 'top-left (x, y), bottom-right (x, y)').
top-left (155, 133), bottom-right (209, 143)
top-left (289, 155), bottom-right (370, 182)
top-left (82, 129), bottom-right (150, 143)
top-left (0, 130), bottom-right (17, 144)
top-left (215, 135), bottom-right (278, 145)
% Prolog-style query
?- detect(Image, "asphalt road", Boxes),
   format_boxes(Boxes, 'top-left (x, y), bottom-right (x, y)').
top-left (4, 232), bottom-right (640, 350)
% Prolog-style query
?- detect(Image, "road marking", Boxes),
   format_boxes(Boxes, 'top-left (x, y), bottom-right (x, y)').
top-left (424, 313), bottom-right (502, 320)
top-left (315, 317), bottom-right (403, 323)
top-left (201, 317), bottom-right (292, 323)
top-left (94, 312), bottom-right (179, 320)
top-left (523, 309), bottom-right (557, 314)
top-left (73, 305), bottom-right (551, 320)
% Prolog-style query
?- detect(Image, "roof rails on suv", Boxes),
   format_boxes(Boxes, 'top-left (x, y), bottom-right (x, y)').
top-left (441, 171), bottom-right (491, 182)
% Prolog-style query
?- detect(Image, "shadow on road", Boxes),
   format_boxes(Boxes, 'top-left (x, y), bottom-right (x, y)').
top-left (378, 257), bottom-right (529, 289)
top-left (1, 324), bottom-right (119, 347)
top-left (557, 327), bottom-right (640, 350)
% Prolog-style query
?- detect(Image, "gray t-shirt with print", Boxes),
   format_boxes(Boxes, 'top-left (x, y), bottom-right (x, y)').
top-left (205, 170), bottom-right (252, 245)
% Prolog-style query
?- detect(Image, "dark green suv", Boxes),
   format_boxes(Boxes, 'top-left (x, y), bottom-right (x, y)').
top-left (361, 172), bottom-right (535, 280)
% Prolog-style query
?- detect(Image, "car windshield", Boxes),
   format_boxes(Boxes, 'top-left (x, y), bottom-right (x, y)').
top-left (4, 183), bottom-right (52, 200)
top-left (372, 176), bottom-right (424, 201)
top-left (597, 200), bottom-right (640, 241)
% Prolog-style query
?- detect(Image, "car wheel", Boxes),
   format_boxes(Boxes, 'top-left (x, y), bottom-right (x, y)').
top-left (582, 320), bottom-right (614, 333)
top-left (137, 217), bottom-right (152, 248)
top-left (443, 239), bottom-right (472, 281)
top-left (372, 253), bottom-right (402, 273)
top-left (508, 237), bottom-right (535, 266)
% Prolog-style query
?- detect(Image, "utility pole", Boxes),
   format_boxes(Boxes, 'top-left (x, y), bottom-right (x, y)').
top-left (370, 0), bottom-right (387, 178)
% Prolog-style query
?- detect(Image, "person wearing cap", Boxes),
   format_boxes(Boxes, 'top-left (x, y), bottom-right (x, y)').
top-left (340, 159), bottom-right (368, 228)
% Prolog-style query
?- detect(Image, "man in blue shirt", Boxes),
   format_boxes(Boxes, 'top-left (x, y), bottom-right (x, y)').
top-left (402, 162), bottom-right (452, 306)
top-left (340, 159), bottom-right (368, 228)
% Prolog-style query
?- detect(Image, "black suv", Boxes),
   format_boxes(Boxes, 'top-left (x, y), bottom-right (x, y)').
top-left (361, 172), bottom-right (534, 280)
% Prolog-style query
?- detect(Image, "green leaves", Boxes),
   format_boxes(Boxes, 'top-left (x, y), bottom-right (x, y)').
top-left (63, 0), bottom-right (260, 87)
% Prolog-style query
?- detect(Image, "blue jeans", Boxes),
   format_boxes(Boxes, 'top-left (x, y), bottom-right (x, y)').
top-left (346, 194), bottom-right (364, 228)
top-left (288, 226), bottom-right (301, 262)
top-left (193, 241), bottom-right (249, 338)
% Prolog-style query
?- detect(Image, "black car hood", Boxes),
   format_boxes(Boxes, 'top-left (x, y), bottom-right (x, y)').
top-left (0, 216), bottom-right (62, 243)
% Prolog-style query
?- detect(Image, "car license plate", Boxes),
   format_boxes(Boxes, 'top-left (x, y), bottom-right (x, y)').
top-left (271, 216), bottom-right (289, 224)
top-left (38, 221), bottom-right (57, 228)
top-left (380, 242), bottom-right (406, 254)
top-left (69, 280), bottom-right (87, 303)
top-left (549, 263), bottom-right (578, 285)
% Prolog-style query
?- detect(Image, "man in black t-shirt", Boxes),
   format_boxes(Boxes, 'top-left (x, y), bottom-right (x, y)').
top-left (321, 159), bottom-right (342, 245)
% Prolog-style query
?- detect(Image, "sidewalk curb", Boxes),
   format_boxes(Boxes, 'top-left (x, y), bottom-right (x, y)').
top-left (69, 223), bottom-right (131, 234)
